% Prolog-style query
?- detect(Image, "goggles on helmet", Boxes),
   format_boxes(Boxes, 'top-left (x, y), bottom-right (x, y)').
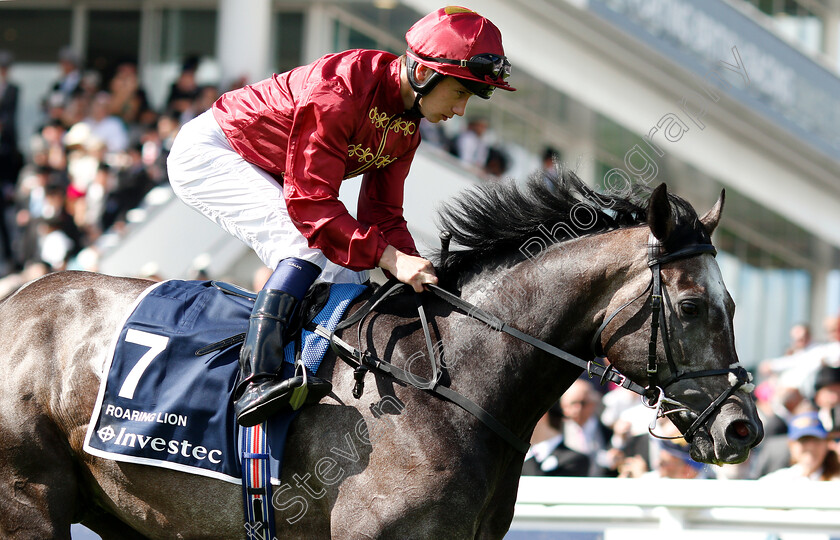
top-left (432, 53), bottom-right (511, 83)
top-left (407, 48), bottom-right (511, 99)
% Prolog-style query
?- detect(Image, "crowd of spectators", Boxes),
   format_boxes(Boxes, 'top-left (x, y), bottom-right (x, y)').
top-left (1, 45), bottom-right (529, 295)
top-left (523, 315), bottom-right (840, 481)
top-left (0, 48), bottom-right (222, 295)
top-left (419, 112), bottom-right (565, 189)
top-left (418, 115), bottom-right (513, 182)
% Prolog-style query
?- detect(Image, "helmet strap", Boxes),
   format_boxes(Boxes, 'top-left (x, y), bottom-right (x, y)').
top-left (407, 92), bottom-right (424, 119)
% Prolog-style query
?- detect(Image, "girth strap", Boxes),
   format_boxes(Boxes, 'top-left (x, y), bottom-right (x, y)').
top-left (239, 423), bottom-right (275, 540)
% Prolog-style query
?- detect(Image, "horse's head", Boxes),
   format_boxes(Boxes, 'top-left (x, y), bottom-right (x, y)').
top-left (596, 183), bottom-right (763, 465)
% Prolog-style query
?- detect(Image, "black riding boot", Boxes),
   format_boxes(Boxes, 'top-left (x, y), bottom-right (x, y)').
top-left (234, 289), bottom-right (331, 427)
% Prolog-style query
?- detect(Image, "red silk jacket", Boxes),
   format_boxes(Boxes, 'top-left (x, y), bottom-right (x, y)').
top-left (213, 50), bottom-right (421, 271)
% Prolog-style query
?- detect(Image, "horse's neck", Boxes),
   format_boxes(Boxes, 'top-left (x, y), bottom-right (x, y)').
top-left (460, 228), bottom-right (642, 347)
top-left (452, 228), bottom-right (644, 435)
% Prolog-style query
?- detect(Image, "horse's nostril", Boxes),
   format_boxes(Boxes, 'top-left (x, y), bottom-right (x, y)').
top-left (729, 420), bottom-right (752, 440)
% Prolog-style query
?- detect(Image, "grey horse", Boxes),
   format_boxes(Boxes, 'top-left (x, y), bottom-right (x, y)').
top-left (0, 176), bottom-right (762, 538)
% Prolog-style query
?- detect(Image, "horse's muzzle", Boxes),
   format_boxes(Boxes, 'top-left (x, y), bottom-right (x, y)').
top-left (695, 401), bottom-right (764, 464)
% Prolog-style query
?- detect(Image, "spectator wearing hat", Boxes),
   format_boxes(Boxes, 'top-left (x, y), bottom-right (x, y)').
top-left (617, 424), bottom-right (708, 479)
top-left (814, 364), bottom-right (840, 433)
top-left (760, 411), bottom-right (840, 481)
top-left (750, 326), bottom-right (834, 478)
top-left (647, 440), bottom-right (707, 479)
top-left (815, 363), bottom-right (840, 407)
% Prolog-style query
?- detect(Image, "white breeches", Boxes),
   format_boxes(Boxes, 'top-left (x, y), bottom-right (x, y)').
top-left (166, 110), bottom-right (367, 285)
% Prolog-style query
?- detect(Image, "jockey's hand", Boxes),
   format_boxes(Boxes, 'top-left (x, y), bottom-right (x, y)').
top-left (378, 245), bottom-right (438, 293)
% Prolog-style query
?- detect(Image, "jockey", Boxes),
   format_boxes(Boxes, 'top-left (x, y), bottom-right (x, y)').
top-left (167, 6), bottom-right (515, 427)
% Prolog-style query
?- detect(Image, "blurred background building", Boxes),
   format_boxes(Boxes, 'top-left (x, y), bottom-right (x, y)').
top-left (1, 0), bottom-right (839, 369)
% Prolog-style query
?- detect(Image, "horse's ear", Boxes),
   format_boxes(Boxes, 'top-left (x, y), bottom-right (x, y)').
top-left (699, 189), bottom-right (725, 236)
top-left (647, 183), bottom-right (674, 242)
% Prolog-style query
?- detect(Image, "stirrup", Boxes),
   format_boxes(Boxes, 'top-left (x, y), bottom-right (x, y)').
top-left (235, 363), bottom-right (332, 426)
top-left (289, 360), bottom-right (309, 411)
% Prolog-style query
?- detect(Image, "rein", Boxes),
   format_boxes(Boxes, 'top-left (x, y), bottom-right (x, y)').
top-left (317, 236), bottom-right (752, 453)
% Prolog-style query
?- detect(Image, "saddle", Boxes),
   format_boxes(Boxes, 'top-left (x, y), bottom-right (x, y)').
top-left (83, 279), bottom-right (366, 485)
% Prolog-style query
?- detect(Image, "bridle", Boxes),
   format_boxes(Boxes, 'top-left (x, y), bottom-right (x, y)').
top-left (590, 234), bottom-right (752, 441)
top-left (318, 233), bottom-right (752, 453)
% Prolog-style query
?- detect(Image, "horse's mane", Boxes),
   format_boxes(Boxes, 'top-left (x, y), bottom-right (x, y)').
top-left (434, 170), bottom-right (710, 287)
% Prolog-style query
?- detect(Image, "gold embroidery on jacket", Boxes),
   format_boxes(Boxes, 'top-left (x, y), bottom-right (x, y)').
top-left (369, 107), bottom-right (391, 129)
top-left (390, 118), bottom-right (416, 136)
top-left (376, 155), bottom-right (398, 167)
top-left (346, 109), bottom-right (416, 177)
top-left (368, 107), bottom-right (417, 136)
top-left (347, 144), bottom-right (397, 174)
top-left (348, 144), bottom-right (375, 164)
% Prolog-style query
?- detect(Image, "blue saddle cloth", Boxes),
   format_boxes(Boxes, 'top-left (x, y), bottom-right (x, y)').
top-left (83, 279), bottom-right (366, 484)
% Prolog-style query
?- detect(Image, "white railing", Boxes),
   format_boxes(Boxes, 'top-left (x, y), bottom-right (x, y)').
top-left (511, 476), bottom-right (840, 539)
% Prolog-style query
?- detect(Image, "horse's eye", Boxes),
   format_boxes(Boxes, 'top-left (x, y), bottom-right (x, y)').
top-left (680, 301), bottom-right (699, 317)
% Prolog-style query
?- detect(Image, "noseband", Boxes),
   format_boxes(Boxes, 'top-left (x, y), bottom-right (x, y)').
top-left (590, 235), bottom-right (752, 441)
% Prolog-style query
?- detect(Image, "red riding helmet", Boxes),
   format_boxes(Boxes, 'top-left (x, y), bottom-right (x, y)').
top-left (405, 6), bottom-right (516, 100)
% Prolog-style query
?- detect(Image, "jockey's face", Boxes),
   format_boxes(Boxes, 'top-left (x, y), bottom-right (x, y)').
top-left (418, 75), bottom-right (473, 123)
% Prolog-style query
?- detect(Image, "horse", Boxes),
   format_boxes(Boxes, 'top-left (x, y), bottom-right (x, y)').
top-left (0, 174), bottom-right (763, 539)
